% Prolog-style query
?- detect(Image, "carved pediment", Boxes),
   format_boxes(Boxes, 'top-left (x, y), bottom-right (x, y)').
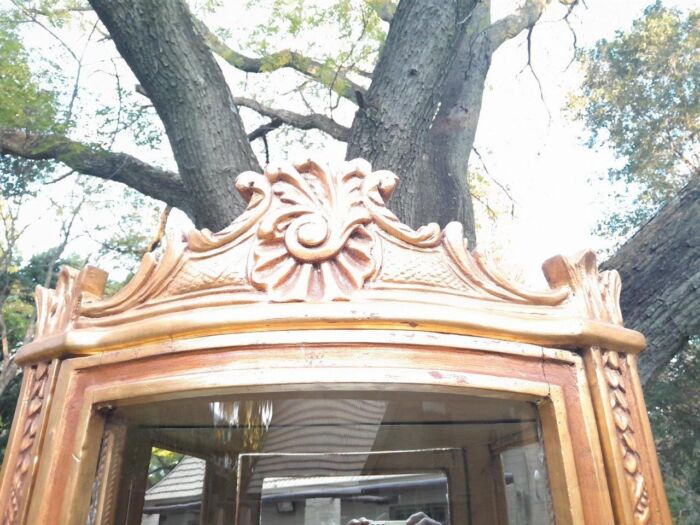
top-left (23, 157), bottom-right (644, 357)
top-left (75, 159), bottom-right (567, 314)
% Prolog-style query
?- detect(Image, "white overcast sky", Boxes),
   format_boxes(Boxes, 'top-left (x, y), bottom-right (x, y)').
top-left (11, 0), bottom-right (695, 286)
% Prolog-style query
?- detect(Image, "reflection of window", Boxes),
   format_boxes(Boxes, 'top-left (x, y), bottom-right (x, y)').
top-left (258, 472), bottom-right (448, 525)
top-left (95, 392), bottom-right (553, 525)
top-left (240, 451), bottom-right (457, 525)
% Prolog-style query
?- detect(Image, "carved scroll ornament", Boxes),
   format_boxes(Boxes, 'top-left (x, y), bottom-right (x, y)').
top-left (543, 252), bottom-right (651, 524)
top-left (65, 157), bottom-right (569, 317)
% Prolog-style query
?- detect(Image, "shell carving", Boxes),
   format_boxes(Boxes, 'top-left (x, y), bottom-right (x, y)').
top-left (250, 160), bottom-right (378, 301)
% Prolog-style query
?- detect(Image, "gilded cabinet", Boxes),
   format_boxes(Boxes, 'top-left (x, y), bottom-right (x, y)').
top-left (0, 159), bottom-right (671, 524)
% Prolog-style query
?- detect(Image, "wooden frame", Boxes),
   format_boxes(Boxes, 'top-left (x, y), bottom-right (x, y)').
top-left (0, 158), bottom-right (671, 524)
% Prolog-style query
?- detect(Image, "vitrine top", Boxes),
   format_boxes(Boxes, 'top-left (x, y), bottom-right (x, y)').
top-left (16, 158), bottom-right (644, 364)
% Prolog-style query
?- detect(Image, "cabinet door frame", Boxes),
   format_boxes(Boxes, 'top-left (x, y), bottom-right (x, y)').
top-left (24, 331), bottom-right (614, 524)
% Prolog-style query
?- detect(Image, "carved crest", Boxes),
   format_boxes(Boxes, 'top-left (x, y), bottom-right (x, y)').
top-left (21, 155), bottom-right (650, 361)
top-left (67, 157), bottom-right (571, 317)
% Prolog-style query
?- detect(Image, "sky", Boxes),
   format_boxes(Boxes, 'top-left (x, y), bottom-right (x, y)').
top-left (8, 0), bottom-right (695, 287)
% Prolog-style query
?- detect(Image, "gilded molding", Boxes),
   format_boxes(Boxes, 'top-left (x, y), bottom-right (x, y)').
top-left (18, 157), bottom-right (646, 360)
top-left (86, 424), bottom-right (126, 525)
top-left (2, 363), bottom-right (50, 525)
top-left (543, 252), bottom-right (651, 524)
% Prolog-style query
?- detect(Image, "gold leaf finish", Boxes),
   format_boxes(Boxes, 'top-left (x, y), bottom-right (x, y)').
top-left (543, 252), bottom-right (653, 524)
top-left (17, 156), bottom-right (649, 361)
top-left (2, 363), bottom-right (50, 525)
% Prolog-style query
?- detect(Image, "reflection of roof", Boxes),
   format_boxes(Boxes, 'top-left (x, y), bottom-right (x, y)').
top-left (145, 456), bottom-right (205, 504)
top-left (261, 473), bottom-right (446, 501)
top-left (264, 474), bottom-right (426, 490)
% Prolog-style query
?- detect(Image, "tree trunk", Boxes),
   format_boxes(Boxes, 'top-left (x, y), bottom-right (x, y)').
top-left (0, 360), bottom-right (18, 396)
top-left (603, 173), bottom-right (700, 385)
top-left (346, 0), bottom-right (481, 244)
top-left (89, 0), bottom-right (260, 231)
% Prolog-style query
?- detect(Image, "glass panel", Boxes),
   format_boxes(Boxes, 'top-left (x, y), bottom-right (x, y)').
top-left (93, 392), bottom-right (555, 525)
top-left (501, 443), bottom-right (553, 525)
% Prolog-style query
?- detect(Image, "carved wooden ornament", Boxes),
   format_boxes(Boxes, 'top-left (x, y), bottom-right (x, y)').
top-left (0, 157), bottom-right (671, 525)
top-left (14, 158), bottom-right (650, 360)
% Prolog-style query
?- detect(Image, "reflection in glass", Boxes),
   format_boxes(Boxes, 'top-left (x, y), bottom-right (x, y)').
top-left (93, 392), bottom-right (554, 525)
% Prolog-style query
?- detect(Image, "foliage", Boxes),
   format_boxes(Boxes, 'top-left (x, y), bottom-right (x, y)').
top-left (571, 2), bottom-right (699, 238)
top-left (148, 448), bottom-right (184, 488)
top-left (239, 0), bottom-right (383, 110)
top-left (0, 12), bottom-right (63, 197)
top-left (646, 339), bottom-right (700, 524)
top-left (0, 374), bottom-right (21, 458)
top-left (0, 13), bottom-right (61, 132)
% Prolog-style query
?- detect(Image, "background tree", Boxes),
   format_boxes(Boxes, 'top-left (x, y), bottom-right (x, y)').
top-left (0, 0), bottom-right (698, 514)
top-left (571, 1), bottom-right (699, 238)
top-left (573, 1), bottom-right (699, 385)
top-left (573, 5), bottom-right (699, 521)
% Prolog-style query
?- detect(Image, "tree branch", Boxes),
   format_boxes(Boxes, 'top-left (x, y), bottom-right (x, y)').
top-left (0, 129), bottom-right (193, 216)
top-left (234, 97), bottom-right (350, 141)
top-left (487, 0), bottom-right (550, 50)
top-left (365, 0), bottom-right (397, 23)
top-left (247, 118), bottom-right (283, 142)
top-left (195, 19), bottom-right (367, 105)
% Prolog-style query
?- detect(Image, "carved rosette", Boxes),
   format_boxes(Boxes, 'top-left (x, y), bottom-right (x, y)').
top-left (543, 252), bottom-right (651, 524)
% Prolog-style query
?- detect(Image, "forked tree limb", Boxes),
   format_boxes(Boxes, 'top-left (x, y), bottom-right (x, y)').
top-left (234, 97), bottom-right (350, 141)
top-left (195, 19), bottom-right (367, 105)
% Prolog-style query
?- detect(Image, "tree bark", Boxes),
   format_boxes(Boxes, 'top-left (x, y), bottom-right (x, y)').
top-left (423, 1), bottom-right (493, 248)
top-left (0, 360), bottom-right (18, 396)
top-left (347, 0), bottom-right (479, 243)
top-left (89, 0), bottom-right (260, 230)
top-left (603, 173), bottom-right (700, 385)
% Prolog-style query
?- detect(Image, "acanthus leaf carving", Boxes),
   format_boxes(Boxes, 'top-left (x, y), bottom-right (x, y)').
top-left (186, 170), bottom-right (272, 252)
top-left (361, 168), bottom-right (442, 247)
top-left (250, 160), bottom-right (376, 301)
top-left (443, 222), bottom-right (570, 305)
top-left (542, 250), bottom-right (623, 324)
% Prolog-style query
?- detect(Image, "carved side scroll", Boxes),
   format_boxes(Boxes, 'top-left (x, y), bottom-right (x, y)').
top-left (34, 266), bottom-right (106, 341)
top-left (543, 252), bottom-right (667, 524)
